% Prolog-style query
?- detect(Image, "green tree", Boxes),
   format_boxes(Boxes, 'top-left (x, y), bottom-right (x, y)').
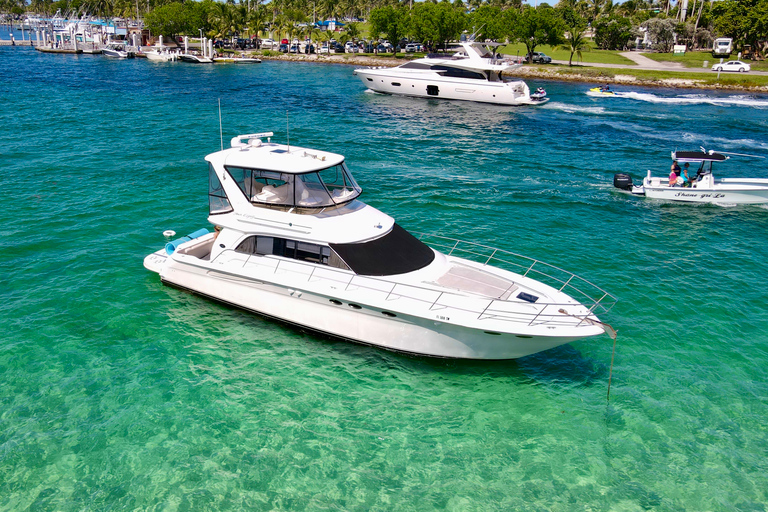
top-left (641, 17), bottom-right (676, 52)
top-left (145, 2), bottom-right (190, 39)
top-left (559, 24), bottom-right (590, 65)
top-left (512, 6), bottom-right (565, 61)
top-left (468, 5), bottom-right (506, 42)
top-left (711, 0), bottom-right (768, 49)
top-left (368, 4), bottom-right (409, 54)
top-left (593, 14), bottom-right (633, 49)
top-left (410, 1), bottom-right (466, 51)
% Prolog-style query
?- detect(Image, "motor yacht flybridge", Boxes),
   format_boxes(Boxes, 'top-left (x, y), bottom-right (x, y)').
top-left (144, 133), bottom-right (616, 359)
top-left (354, 41), bottom-right (548, 106)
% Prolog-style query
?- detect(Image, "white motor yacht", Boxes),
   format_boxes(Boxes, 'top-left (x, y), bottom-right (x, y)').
top-left (101, 42), bottom-right (134, 58)
top-left (144, 133), bottom-right (616, 359)
top-left (614, 149), bottom-right (768, 204)
top-left (353, 41), bottom-right (548, 106)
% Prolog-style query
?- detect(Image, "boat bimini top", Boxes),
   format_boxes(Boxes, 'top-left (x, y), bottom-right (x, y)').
top-left (672, 150), bottom-right (729, 163)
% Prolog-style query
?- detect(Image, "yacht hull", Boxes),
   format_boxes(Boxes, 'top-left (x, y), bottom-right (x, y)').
top-left (146, 250), bottom-right (599, 360)
top-left (354, 69), bottom-right (546, 106)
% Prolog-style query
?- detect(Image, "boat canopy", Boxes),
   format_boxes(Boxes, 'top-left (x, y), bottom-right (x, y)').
top-left (672, 151), bottom-right (729, 163)
top-left (223, 162), bottom-right (362, 210)
top-left (330, 224), bottom-right (435, 276)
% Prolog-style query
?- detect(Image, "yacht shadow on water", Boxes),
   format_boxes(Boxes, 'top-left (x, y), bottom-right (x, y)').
top-left (323, 331), bottom-right (609, 389)
top-left (156, 282), bottom-right (608, 390)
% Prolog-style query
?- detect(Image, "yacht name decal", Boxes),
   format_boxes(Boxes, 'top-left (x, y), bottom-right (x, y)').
top-left (674, 192), bottom-right (725, 199)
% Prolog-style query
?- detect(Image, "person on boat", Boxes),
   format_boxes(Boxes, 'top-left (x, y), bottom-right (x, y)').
top-left (682, 162), bottom-right (691, 186)
top-left (669, 168), bottom-right (679, 187)
top-left (671, 160), bottom-right (681, 177)
top-left (600, 84), bottom-right (611, 92)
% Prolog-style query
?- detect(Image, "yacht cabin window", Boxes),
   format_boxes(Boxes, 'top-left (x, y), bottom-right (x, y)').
top-left (225, 163), bottom-right (362, 210)
top-left (209, 163), bottom-right (233, 215)
top-left (431, 65), bottom-right (487, 80)
top-left (235, 235), bottom-right (351, 271)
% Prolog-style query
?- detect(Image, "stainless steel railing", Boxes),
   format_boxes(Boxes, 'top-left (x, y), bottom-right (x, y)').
top-left (202, 233), bottom-right (617, 329)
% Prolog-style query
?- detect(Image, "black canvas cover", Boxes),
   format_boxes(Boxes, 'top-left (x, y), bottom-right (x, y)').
top-left (675, 151), bottom-right (727, 162)
top-left (330, 224), bottom-right (436, 276)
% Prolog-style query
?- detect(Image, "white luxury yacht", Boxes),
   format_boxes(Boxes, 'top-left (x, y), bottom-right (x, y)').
top-left (354, 41), bottom-right (548, 106)
top-left (144, 133), bottom-right (615, 359)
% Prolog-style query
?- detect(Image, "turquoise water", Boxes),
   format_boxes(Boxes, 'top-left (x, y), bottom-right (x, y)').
top-left (2, 40), bottom-right (768, 511)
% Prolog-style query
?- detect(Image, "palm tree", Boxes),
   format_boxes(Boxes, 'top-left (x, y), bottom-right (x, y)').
top-left (558, 25), bottom-right (590, 66)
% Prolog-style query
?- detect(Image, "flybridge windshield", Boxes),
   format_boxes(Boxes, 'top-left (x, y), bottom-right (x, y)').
top-left (225, 162), bottom-right (362, 209)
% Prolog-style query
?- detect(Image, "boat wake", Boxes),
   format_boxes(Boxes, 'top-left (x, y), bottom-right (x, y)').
top-left (546, 102), bottom-right (610, 115)
top-left (597, 91), bottom-right (768, 109)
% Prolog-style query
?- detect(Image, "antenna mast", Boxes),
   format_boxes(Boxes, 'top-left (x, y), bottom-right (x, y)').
top-left (218, 99), bottom-right (223, 151)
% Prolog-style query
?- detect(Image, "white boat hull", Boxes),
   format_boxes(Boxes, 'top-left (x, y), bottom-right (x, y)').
top-left (146, 52), bottom-right (177, 62)
top-left (145, 245), bottom-right (604, 360)
top-left (641, 177), bottom-right (768, 204)
top-left (354, 69), bottom-right (547, 106)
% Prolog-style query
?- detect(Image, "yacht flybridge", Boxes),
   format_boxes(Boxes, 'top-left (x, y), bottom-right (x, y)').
top-left (354, 42), bottom-right (548, 106)
top-left (144, 133), bottom-right (616, 359)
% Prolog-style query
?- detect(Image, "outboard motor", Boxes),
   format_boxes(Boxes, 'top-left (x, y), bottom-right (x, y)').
top-left (613, 173), bottom-right (634, 191)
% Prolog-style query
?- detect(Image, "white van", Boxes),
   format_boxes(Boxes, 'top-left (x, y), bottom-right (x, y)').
top-left (712, 38), bottom-right (732, 57)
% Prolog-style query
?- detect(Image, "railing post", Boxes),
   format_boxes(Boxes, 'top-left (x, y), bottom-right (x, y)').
top-left (484, 248), bottom-right (497, 265)
top-left (528, 304), bottom-right (546, 326)
top-left (385, 282), bottom-right (398, 301)
top-left (478, 299), bottom-right (495, 319)
top-left (448, 240), bottom-right (460, 256)
top-left (559, 274), bottom-right (574, 292)
top-left (523, 260), bottom-right (537, 277)
top-left (429, 292), bottom-right (445, 310)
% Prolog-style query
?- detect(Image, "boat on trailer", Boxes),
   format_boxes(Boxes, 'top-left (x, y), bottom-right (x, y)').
top-left (144, 132), bottom-right (616, 359)
top-left (614, 149), bottom-right (768, 204)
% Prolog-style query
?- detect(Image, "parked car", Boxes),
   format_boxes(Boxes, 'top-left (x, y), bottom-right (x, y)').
top-left (279, 43), bottom-right (289, 53)
top-left (405, 43), bottom-right (422, 53)
top-left (331, 42), bottom-right (345, 53)
top-left (289, 44), bottom-right (300, 53)
top-left (319, 44), bottom-right (330, 54)
top-left (529, 52), bottom-right (552, 63)
top-left (304, 43), bottom-right (315, 54)
top-left (235, 38), bottom-right (252, 50)
top-left (711, 60), bottom-right (750, 72)
top-left (345, 42), bottom-right (358, 53)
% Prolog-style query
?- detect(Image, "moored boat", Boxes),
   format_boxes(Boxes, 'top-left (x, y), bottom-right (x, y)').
top-left (101, 42), bottom-right (134, 58)
top-left (144, 132), bottom-right (616, 359)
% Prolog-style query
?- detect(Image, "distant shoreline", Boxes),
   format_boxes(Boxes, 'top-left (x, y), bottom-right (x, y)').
top-left (252, 52), bottom-right (768, 93)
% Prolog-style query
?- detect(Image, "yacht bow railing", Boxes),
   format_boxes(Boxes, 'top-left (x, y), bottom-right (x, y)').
top-left (413, 232), bottom-right (618, 318)
top-left (205, 234), bottom-right (616, 329)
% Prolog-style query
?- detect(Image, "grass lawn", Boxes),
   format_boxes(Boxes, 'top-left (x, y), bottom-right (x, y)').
top-left (550, 66), bottom-right (768, 87)
top-left (498, 42), bottom-right (636, 65)
top-left (644, 50), bottom-right (768, 71)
